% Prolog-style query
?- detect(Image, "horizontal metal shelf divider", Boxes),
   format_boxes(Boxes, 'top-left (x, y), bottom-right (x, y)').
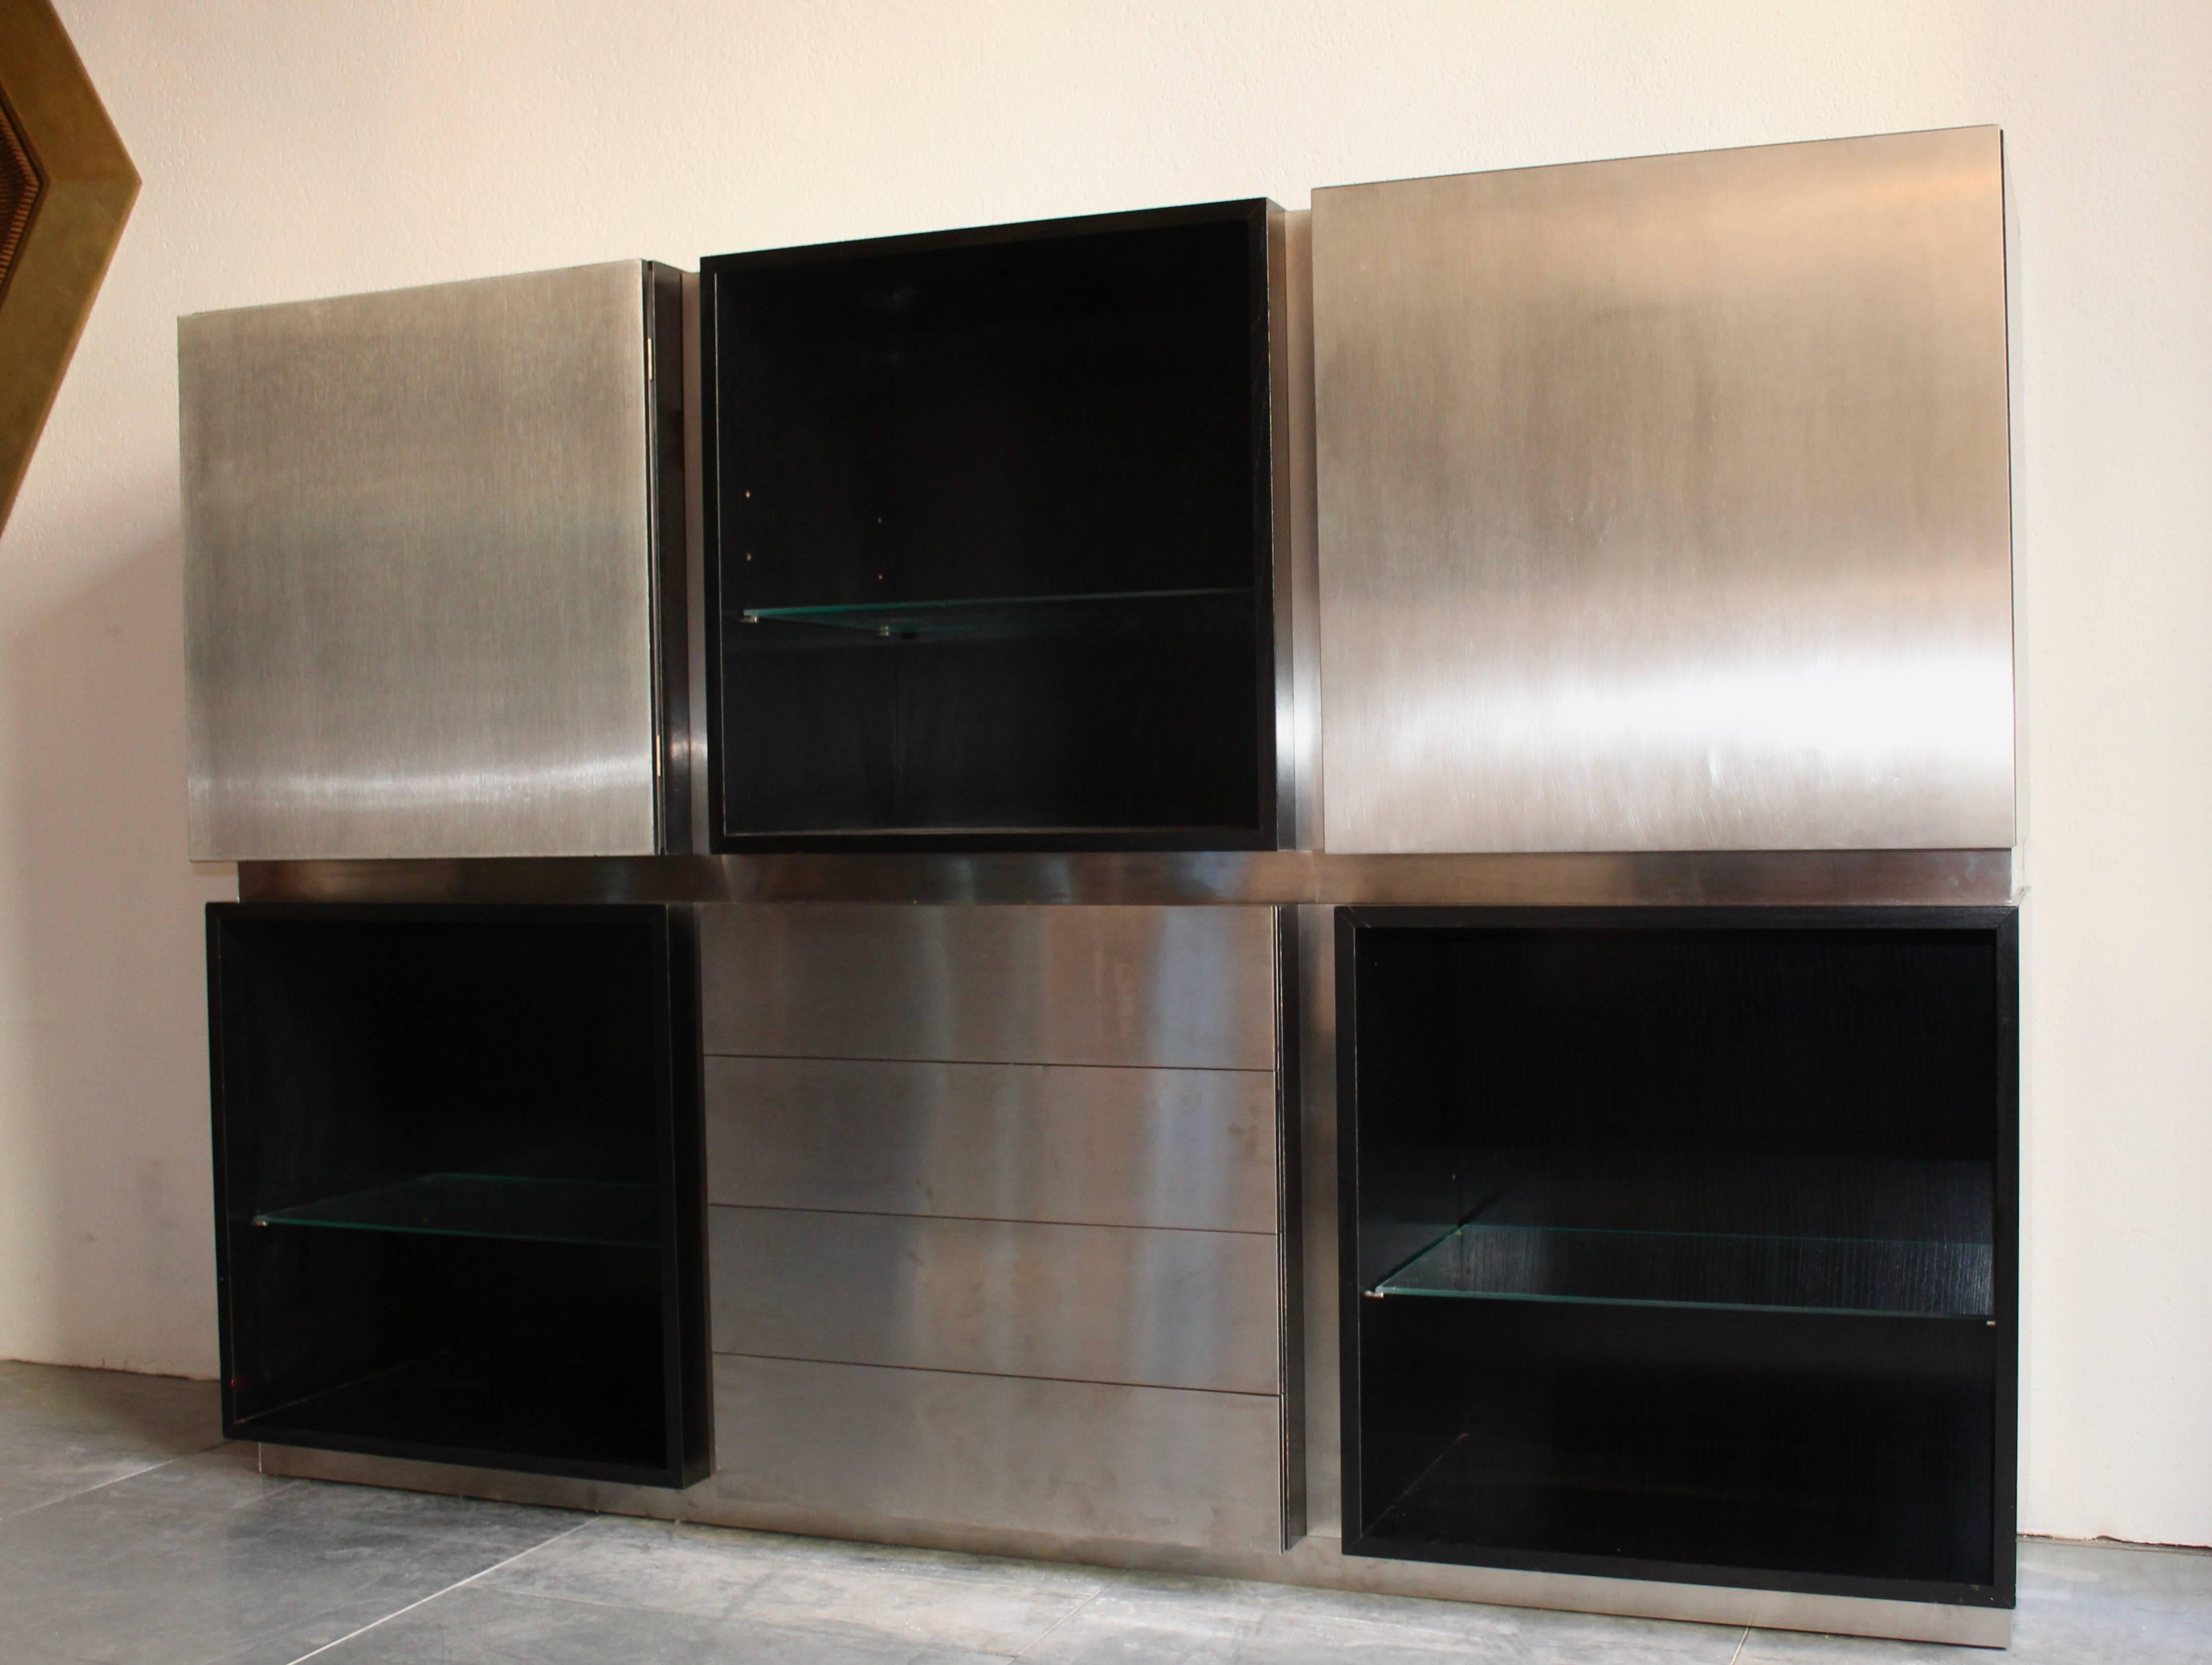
top-left (709, 1199), bottom-right (1278, 1236)
top-left (238, 848), bottom-right (2015, 908)
top-left (697, 1049), bottom-right (1275, 1072)
top-left (708, 1348), bottom-right (1286, 1398)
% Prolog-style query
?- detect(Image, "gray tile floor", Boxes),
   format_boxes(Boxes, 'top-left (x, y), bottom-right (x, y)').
top-left (3, 1361), bottom-right (2206, 1663)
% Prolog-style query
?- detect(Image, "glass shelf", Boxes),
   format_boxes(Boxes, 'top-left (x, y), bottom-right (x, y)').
top-left (253, 1173), bottom-right (658, 1250)
top-left (740, 586), bottom-right (1249, 641)
top-left (1372, 1154), bottom-right (1994, 1319)
top-left (1377, 1219), bottom-right (1993, 1318)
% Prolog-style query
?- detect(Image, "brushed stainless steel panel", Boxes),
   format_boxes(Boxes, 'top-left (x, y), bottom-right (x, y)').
top-left (712, 1354), bottom-right (1284, 1551)
top-left (698, 903), bottom-right (1278, 1068)
top-left (705, 1056), bottom-right (1278, 1231)
top-left (1293, 901), bottom-right (1342, 1538)
top-left (680, 269), bottom-right (713, 855)
top-left (242, 847), bottom-right (2015, 909)
top-left (182, 261), bottom-right (663, 859)
top-left (1264, 203), bottom-right (1322, 853)
top-left (647, 260), bottom-right (693, 854)
top-left (1271, 908), bottom-right (1305, 1545)
top-left (1314, 128), bottom-right (2015, 853)
top-left (711, 1207), bottom-right (1280, 1394)
top-left (1281, 209), bottom-right (1323, 852)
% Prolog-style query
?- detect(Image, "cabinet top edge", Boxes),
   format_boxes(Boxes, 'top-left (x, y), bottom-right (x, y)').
top-left (1310, 124), bottom-right (2001, 206)
top-left (178, 257), bottom-right (657, 329)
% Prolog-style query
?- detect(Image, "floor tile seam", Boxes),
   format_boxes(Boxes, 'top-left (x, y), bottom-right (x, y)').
top-left (491, 1553), bottom-right (1104, 1609)
top-left (465, 1574), bottom-right (1052, 1653)
top-left (279, 1518), bottom-right (591, 1664)
top-left (446, 1580), bottom-right (1034, 1659)
top-left (0, 1438), bottom-right (238, 1524)
top-left (1009, 1587), bottom-right (1104, 1660)
top-left (461, 1578), bottom-right (762, 1623)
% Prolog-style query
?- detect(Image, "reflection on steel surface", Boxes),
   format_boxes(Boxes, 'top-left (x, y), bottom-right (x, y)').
top-left (710, 1207), bottom-right (1281, 1394)
top-left (705, 1055), bottom-right (1279, 1232)
top-left (697, 903), bottom-right (1278, 1070)
top-left (1313, 128), bottom-right (2015, 853)
top-left (712, 1355), bottom-right (1287, 1552)
top-left (1274, 207), bottom-right (1323, 849)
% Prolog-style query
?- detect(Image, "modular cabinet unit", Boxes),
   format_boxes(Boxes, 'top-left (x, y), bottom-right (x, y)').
top-left (694, 904), bottom-right (1302, 1552)
top-left (1312, 129), bottom-right (2014, 853)
top-left (1337, 907), bottom-right (2017, 1616)
top-left (181, 261), bottom-right (691, 860)
top-left (701, 201), bottom-right (1297, 851)
top-left (206, 903), bottom-right (710, 1487)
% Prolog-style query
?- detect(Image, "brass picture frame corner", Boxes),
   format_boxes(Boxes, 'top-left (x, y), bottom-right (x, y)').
top-left (0, 0), bottom-right (140, 532)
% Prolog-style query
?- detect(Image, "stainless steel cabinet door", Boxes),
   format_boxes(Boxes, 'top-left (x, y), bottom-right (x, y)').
top-left (711, 1355), bottom-right (1286, 1551)
top-left (710, 1207), bottom-right (1281, 1393)
top-left (1313, 128), bottom-right (2015, 853)
top-left (698, 904), bottom-right (1279, 1070)
top-left (705, 1056), bottom-right (1280, 1232)
top-left (181, 261), bottom-right (674, 859)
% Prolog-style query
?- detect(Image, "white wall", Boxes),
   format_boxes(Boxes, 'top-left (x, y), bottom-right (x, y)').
top-left (3, 0), bottom-right (2204, 1548)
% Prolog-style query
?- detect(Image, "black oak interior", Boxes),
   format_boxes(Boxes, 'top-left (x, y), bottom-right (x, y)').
top-left (703, 200), bottom-right (1274, 847)
top-left (1339, 908), bottom-right (2017, 1605)
top-left (206, 904), bottom-right (708, 1486)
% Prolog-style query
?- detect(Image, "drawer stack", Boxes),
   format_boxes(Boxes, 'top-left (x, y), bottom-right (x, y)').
top-left (697, 903), bottom-right (1297, 1552)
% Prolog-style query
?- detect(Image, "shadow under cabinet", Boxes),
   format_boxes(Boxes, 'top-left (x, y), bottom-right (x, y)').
top-left (205, 902), bottom-right (709, 1486)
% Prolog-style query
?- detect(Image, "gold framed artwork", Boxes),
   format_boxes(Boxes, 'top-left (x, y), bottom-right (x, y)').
top-left (0, 0), bottom-right (136, 533)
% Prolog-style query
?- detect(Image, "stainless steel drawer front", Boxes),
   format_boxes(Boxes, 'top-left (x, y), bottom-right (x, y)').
top-left (181, 261), bottom-right (661, 859)
top-left (711, 1207), bottom-right (1280, 1395)
top-left (705, 1056), bottom-right (1278, 1232)
top-left (699, 904), bottom-right (1278, 1069)
top-left (1313, 128), bottom-right (2015, 853)
top-left (711, 1355), bottom-right (1284, 1551)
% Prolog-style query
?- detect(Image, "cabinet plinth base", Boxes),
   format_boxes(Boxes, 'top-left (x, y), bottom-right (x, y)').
top-left (254, 1442), bottom-right (2013, 1649)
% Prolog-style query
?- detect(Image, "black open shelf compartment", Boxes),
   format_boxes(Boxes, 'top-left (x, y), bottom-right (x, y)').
top-left (206, 902), bottom-right (710, 1487)
top-left (1336, 906), bottom-right (2018, 1611)
top-left (700, 198), bottom-right (1285, 852)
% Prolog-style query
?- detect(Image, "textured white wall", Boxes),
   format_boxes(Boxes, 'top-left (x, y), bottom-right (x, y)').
top-left (2, 0), bottom-right (2204, 1547)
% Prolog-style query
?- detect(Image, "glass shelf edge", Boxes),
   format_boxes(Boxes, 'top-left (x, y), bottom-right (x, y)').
top-left (1366, 1285), bottom-right (1995, 1321)
top-left (1419, 1222), bottom-right (1995, 1249)
top-left (743, 584), bottom-right (1247, 620)
top-left (1369, 1214), bottom-right (1997, 1321)
top-left (249, 1215), bottom-right (658, 1250)
top-left (249, 1173), bottom-right (659, 1251)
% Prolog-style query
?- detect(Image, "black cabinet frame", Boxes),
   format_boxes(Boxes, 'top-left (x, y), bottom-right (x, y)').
top-left (206, 902), bottom-right (710, 1488)
top-left (699, 198), bottom-right (1284, 852)
top-left (1335, 905), bottom-right (2019, 1611)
